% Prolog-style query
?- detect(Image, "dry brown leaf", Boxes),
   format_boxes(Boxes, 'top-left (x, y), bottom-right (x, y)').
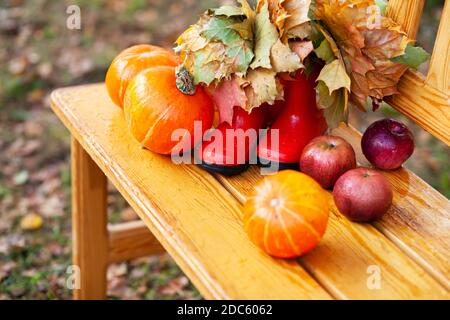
top-left (243, 68), bottom-right (281, 111)
top-left (270, 39), bottom-right (302, 72)
top-left (283, 0), bottom-right (311, 32)
top-left (314, 0), bottom-right (411, 109)
top-left (290, 40), bottom-right (314, 62)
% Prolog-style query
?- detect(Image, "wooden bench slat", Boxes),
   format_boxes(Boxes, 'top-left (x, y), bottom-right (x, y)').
top-left (108, 221), bottom-right (166, 263)
top-left (426, 0), bottom-right (450, 93)
top-left (385, 0), bottom-right (450, 146)
top-left (51, 84), bottom-right (331, 300)
top-left (333, 125), bottom-right (450, 291)
top-left (215, 164), bottom-right (448, 299)
top-left (386, 0), bottom-right (425, 39)
top-left (385, 70), bottom-right (450, 146)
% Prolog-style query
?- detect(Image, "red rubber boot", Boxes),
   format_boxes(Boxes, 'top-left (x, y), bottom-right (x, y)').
top-left (257, 72), bottom-right (328, 171)
top-left (195, 106), bottom-right (267, 176)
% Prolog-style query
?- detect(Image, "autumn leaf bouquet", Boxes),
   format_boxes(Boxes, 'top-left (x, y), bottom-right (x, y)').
top-left (174, 0), bottom-right (429, 128)
top-left (105, 0), bottom-right (430, 259)
top-left (105, 0), bottom-right (430, 173)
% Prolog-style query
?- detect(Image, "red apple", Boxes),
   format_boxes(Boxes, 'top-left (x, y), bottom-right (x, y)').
top-left (361, 118), bottom-right (415, 170)
top-left (333, 167), bottom-right (393, 222)
top-left (300, 135), bottom-right (356, 189)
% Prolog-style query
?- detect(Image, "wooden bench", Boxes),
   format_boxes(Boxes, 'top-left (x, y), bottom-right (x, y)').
top-left (50, 0), bottom-right (450, 300)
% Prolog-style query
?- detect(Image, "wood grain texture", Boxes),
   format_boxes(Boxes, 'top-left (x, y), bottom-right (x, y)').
top-left (385, 70), bottom-right (450, 146)
top-left (386, 0), bottom-right (425, 39)
top-left (385, 0), bottom-right (450, 146)
top-left (427, 0), bottom-right (450, 93)
top-left (333, 125), bottom-right (450, 291)
top-left (108, 221), bottom-right (165, 263)
top-left (52, 84), bottom-right (331, 300)
top-left (215, 165), bottom-right (448, 299)
top-left (71, 138), bottom-right (108, 300)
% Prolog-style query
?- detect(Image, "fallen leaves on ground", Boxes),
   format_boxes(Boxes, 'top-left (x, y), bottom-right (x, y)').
top-left (1, 0), bottom-right (208, 300)
top-left (19, 213), bottom-right (43, 231)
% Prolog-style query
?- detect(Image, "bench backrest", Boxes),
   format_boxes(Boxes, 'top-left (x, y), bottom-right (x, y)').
top-left (385, 0), bottom-right (449, 146)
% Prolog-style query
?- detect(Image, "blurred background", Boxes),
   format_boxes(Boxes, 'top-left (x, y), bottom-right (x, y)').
top-left (0, 0), bottom-right (447, 299)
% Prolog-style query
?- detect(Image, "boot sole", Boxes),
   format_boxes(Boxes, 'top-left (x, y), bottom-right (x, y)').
top-left (257, 157), bottom-right (299, 171)
top-left (197, 162), bottom-right (250, 176)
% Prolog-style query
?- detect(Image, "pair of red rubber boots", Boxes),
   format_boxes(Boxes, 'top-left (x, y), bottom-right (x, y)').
top-left (195, 71), bottom-right (328, 175)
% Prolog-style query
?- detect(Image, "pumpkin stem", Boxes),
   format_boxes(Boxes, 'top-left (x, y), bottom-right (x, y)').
top-left (175, 67), bottom-right (196, 95)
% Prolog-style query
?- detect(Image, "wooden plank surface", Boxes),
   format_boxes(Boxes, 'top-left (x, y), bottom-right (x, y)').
top-left (51, 84), bottom-right (330, 300)
top-left (215, 165), bottom-right (448, 299)
top-left (71, 138), bottom-right (108, 300)
top-left (52, 84), bottom-right (449, 299)
top-left (213, 121), bottom-right (450, 296)
top-left (385, 70), bottom-right (450, 146)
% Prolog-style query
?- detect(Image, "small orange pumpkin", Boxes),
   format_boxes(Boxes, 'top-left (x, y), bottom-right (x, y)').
top-left (244, 170), bottom-right (329, 258)
top-left (105, 44), bottom-right (179, 108)
top-left (124, 66), bottom-right (214, 155)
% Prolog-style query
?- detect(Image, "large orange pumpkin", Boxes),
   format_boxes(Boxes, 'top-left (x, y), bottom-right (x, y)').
top-left (243, 170), bottom-right (329, 258)
top-left (124, 66), bottom-right (214, 155)
top-left (105, 44), bottom-right (179, 108)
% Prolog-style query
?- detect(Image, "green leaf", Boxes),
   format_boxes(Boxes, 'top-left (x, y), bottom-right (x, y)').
top-left (226, 43), bottom-right (254, 74)
top-left (315, 39), bottom-right (334, 63)
top-left (230, 19), bottom-right (254, 41)
top-left (323, 93), bottom-right (348, 129)
top-left (391, 44), bottom-right (430, 70)
top-left (213, 5), bottom-right (245, 17)
top-left (250, 1), bottom-right (278, 69)
top-left (375, 0), bottom-right (388, 15)
top-left (192, 52), bottom-right (216, 85)
top-left (317, 59), bottom-right (351, 93)
top-left (316, 82), bottom-right (349, 129)
top-left (176, 5), bottom-right (256, 86)
top-left (202, 17), bottom-right (242, 46)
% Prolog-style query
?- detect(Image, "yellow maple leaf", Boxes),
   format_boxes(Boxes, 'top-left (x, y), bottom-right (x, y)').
top-left (270, 39), bottom-right (303, 72)
top-left (20, 213), bottom-right (43, 231)
top-left (317, 59), bottom-right (351, 93)
top-left (242, 69), bottom-right (282, 111)
top-left (283, 0), bottom-right (311, 32)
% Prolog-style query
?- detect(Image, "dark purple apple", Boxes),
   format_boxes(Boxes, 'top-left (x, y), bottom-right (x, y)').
top-left (333, 167), bottom-right (393, 222)
top-left (300, 135), bottom-right (356, 189)
top-left (361, 119), bottom-right (414, 170)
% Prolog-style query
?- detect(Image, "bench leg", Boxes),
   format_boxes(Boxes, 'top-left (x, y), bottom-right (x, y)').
top-left (71, 138), bottom-right (108, 300)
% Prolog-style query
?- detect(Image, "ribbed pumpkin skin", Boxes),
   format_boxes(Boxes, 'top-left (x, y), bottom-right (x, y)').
top-left (123, 66), bottom-right (214, 155)
top-left (243, 170), bottom-right (329, 258)
top-left (105, 44), bottom-right (179, 108)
